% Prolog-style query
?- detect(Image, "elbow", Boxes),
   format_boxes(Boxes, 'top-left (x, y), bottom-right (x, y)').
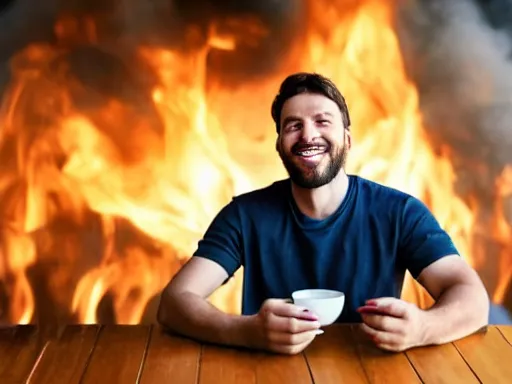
top-left (476, 300), bottom-right (490, 329)
top-left (156, 296), bottom-right (167, 327)
top-left (156, 286), bottom-right (175, 329)
top-left (473, 281), bottom-right (490, 328)
top-left (156, 301), bottom-right (166, 327)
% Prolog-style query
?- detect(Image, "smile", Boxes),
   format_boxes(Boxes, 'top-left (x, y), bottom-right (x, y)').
top-left (294, 146), bottom-right (328, 158)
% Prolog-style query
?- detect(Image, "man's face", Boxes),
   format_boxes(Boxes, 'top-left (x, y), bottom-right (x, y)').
top-left (276, 93), bottom-right (350, 189)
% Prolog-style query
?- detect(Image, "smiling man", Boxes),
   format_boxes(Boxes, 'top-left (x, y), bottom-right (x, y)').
top-left (157, 72), bottom-right (489, 354)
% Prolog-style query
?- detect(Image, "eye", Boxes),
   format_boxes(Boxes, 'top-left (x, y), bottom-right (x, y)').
top-left (317, 119), bottom-right (330, 125)
top-left (285, 122), bottom-right (302, 132)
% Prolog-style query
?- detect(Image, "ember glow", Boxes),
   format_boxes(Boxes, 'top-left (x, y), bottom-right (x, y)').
top-left (0, 0), bottom-right (510, 325)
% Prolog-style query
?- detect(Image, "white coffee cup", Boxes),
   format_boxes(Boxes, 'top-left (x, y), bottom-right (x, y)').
top-left (292, 289), bottom-right (345, 326)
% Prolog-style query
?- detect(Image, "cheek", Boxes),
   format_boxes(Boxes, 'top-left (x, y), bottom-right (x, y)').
top-left (327, 135), bottom-right (343, 148)
top-left (278, 138), bottom-right (294, 153)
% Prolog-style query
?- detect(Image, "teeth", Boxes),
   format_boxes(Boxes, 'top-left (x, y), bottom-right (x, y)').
top-left (297, 149), bottom-right (325, 156)
top-left (301, 146), bottom-right (321, 151)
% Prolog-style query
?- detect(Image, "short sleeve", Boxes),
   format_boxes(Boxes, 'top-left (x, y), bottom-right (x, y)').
top-left (192, 199), bottom-right (243, 277)
top-left (398, 196), bottom-right (460, 279)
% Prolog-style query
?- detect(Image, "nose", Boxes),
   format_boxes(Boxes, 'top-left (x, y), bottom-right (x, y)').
top-left (300, 120), bottom-right (320, 142)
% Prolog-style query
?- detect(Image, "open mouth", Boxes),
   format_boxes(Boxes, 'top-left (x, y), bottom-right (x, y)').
top-left (293, 145), bottom-right (328, 158)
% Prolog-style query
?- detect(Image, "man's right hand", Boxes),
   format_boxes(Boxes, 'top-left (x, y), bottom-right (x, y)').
top-left (247, 298), bottom-right (323, 355)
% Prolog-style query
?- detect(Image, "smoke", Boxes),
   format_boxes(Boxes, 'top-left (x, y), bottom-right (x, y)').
top-left (395, 0), bottom-right (512, 178)
top-left (393, 0), bottom-right (512, 315)
top-left (477, 0), bottom-right (512, 36)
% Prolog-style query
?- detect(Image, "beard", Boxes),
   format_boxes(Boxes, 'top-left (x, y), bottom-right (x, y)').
top-left (278, 141), bottom-right (347, 189)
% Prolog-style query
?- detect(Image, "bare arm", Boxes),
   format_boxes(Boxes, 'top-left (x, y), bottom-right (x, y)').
top-left (157, 257), bottom-right (253, 347)
top-left (417, 255), bottom-right (490, 345)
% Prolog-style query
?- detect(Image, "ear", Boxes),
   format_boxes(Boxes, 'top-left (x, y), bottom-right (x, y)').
top-left (275, 137), bottom-right (279, 152)
top-left (344, 129), bottom-right (352, 150)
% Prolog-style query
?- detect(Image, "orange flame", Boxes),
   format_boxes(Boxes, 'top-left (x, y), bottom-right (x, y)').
top-left (0, 0), bottom-right (510, 325)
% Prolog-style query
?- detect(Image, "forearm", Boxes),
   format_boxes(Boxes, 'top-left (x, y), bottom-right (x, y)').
top-left (157, 290), bottom-right (255, 347)
top-left (422, 283), bottom-right (489, 345)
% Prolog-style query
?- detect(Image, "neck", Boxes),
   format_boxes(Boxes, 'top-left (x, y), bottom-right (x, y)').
top-left (291, 171), bottom-right (350, 220)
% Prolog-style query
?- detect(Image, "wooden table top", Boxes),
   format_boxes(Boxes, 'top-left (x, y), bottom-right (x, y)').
top-left (1, 324), bottom-right (511, 383)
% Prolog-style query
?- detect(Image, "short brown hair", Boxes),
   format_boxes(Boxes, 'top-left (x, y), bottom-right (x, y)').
top-left (271, 72), bottom-right (351, 134)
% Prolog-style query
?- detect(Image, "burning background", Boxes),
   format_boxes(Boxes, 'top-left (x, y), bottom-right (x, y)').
top-left (0, 0), bottom-right (510, 328)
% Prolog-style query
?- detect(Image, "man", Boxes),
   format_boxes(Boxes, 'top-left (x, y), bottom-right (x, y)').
top-left (157, 72), bottom-right (489, 354)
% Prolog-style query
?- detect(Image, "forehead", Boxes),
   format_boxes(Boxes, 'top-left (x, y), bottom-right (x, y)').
top-left (281, 93), bottom-right (341, 120)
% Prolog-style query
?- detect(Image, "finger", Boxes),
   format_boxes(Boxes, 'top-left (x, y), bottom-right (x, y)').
top-left (269, 328), bottom-right (320, 346)
top-left (360, 323), bottom-right (401, 346)
top-left (361, 313), bottom-right (404, 333)
top-left (271, 332), bottom-right (317, 354)
top-left (360, 322), bottom-right (379, 339)
top-left (376, 343), bottom-right (405, 352)
top-left (267, 312), bottom-right (321, 333)
top-left (265, 300), bottom-right (319, 321)
top-left (364, 298), bottom-right (409, 318)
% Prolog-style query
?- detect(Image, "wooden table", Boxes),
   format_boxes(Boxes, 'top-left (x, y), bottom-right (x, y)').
top-left (1, 324), bottom-right (511, 383)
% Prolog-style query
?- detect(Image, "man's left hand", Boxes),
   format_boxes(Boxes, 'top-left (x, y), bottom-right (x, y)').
top-left (357, 297), bottom-right (427, 352)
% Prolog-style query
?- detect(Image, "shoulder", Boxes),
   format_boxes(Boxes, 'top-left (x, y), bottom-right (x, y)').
top-left (352, 175), bottom-right (413, 205)
top-left (351, 175), bottom-right (432, 219)
top-left (353, 175), bottom-right (409, 199)
top-left (231, 179), bottom-right (289, 207)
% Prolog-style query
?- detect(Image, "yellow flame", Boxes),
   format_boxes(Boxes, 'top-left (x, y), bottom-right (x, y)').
top-left (0, 0), bottom-right (509, 324)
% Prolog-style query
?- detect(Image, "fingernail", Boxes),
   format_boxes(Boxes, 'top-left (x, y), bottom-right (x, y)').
top-left (314, 329), bottom-right (324, 335)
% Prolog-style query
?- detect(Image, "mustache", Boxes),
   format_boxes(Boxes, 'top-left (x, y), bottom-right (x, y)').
top-left (291, 141), bottom-right (330, 153)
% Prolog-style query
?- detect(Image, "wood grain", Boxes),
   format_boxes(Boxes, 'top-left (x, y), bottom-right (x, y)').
top-left (497, 325), bottom-right (512, 346)
top-left (454, 326), bottom-right (512, 383)
top-left (199, 345), bottom-right (256, 384)
top-left (351, 325), bottom-right (421, 383)
top-left (0, 324), bottom-right (511, 383)
top-left (80, 325), bottom-right (150, 384)
top-left (139, 327), bottom-right (201, 384)
top-left (406, 342), bottom-right (478, 384)
top-left (253, 353), bottom-right (312, 384)
top-left (0, 325), bottom-right (47, 383)
top-left (305, 325), bottom-right (368, 383)
top-left (199, 344), bottom-right (312, 384)
top-left (26, 325), bottom-right (100, 384)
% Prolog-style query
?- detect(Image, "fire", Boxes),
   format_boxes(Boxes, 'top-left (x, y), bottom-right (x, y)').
top-left (0, 0), bottom-right (510, 325)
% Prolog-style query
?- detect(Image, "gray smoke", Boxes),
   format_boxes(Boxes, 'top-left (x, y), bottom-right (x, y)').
top-left (478, 0), bottom-right (512, 37)
top-left (394, 0), bottom-right (512, 316)
top-left (395, 0), bottom-right (512, 178)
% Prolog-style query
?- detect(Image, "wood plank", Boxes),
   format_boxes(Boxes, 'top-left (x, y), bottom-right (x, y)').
top-left (0, 325), bottom-right (48, 383)
top-left (199, 344), bottom-right (312, 384)
top-left (305, 325), bottom-right (368, 383)
top-left (406, 342), bottom-right (478, 384)
top-left (26, 325), bottom-right (100, 384)
top-left (454, 326), bottom-right (512, 383)
top-left (350, 325), bottom-right (421, 383)
top-left (199, 345), bottom-right (256, 384)
top-left (139, 327), bottom-right (200, 384)
top-left (255, 353), bottom-right (312, 384)
top-left (497, 325), bottom-right (512, 346)
top-left (80, 325), bottom-right (151, 384)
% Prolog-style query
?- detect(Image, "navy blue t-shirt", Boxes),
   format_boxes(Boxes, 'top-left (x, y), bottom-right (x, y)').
top-left (193, 175), bottom-right (459, 322)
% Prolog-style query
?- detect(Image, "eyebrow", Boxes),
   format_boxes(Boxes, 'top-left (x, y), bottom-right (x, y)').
top-left (314, 112), bottom-right (334, 118)
top-left (282, 111), bottom-right (335, 126)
